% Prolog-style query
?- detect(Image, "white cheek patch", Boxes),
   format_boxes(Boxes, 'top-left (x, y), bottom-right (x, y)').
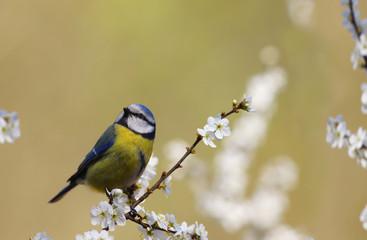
top-left (128, 104), bottom-right (155, 125)
top-left (127, 117), bottom-right (154, 134)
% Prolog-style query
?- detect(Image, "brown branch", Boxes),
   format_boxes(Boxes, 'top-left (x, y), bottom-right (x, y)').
top-left (132, 135), bottom-right (202, 207)
top-left (100, 99), bottom-right (251, 237)
top-left (131, 100), bottom-right (247, 208)
top-left (348, 0), bottom-right (367, 68)
top-left (125, 213), bottom-right (176, 234)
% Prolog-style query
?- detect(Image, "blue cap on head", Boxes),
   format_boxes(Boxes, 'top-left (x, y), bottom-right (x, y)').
top-left (115, 104), bottom-right (155, 126)
top-left (128, 104), bottom-right (155, 124)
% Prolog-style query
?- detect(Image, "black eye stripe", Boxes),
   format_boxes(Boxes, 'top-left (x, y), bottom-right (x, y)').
top-left (130, 112), bottom-right (147, 121)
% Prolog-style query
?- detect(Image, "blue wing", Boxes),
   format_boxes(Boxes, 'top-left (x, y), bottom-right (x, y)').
top-left (68, 124), bottom-right (116, 183)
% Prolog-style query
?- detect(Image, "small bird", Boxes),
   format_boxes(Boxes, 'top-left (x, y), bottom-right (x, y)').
top-left (49, 104), bottom-right (156, 203)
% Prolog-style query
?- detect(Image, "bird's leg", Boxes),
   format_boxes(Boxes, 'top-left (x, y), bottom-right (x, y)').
top-left (126, 184), bottom-right (137, 202)
top-left (128, 206), bottom-right (142, 220)
top-left (105, 188), bottom-right (114, 205)
top-left (124, 184), bottom-right (143, 220)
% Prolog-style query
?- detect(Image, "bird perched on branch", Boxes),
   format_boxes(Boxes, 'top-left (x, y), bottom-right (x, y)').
top-left (49, 104), bottom-right (156, 203)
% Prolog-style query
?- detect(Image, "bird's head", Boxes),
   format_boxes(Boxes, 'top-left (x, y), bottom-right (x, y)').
top-left (115, 104), bottom-right (156, 140)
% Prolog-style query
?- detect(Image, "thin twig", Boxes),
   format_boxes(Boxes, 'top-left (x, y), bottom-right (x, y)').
top-left (348, 0), bottom-right (367, 67)
top-left (132, 135), bottom-right (202, 208)
top-left (131, 101), bottom-right (246, 208)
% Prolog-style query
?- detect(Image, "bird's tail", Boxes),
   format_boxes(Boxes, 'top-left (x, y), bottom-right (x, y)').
top-left (49, 181), bottom-right (78, 203)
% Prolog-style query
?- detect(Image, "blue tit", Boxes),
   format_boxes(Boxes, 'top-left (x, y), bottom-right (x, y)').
top-left (49, 104), bottom-right (155, 203)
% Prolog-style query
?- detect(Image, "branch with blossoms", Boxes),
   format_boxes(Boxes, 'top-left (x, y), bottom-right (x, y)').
top-left (342, 0), bottom-right (367, 70)
top-left (327, 115), bottom-right (367, 168)
top-left (327, 0), bottom-right (367, 165)
top-left (30, 96), bottom-right (255, 240)
top-left (131, 95), bottom-right (255, 209)
top-left (326, 0), bottom-right (367, 232)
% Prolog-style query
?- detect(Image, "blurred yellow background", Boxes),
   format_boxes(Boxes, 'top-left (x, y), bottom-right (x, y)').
top-left (1, 0), bottom-right (367, 239)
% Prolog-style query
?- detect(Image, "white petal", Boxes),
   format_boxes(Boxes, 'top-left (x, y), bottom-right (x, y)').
top-left (220, 118), bottom-right (229, 126)
top-left (205, 123), bottom-right (217, 132)
top-left (116, 216), bottom-right (126, 226)
top-left (207, 116), bottom-right (215, 125)
top-left (90, 206), bottom-right (102, 216)
top-left (222, 126), bottom-right (231, 136)
top-left (91, 217), bottom-right (102, 226)
top-left (197, 128), bottom-right (205, 136)
top-left (214, 114), bottom-right (221, 123)
top-left (215, 130), bottom-right (224, 140)
top-left (208, 140), bottom-right (216, 148)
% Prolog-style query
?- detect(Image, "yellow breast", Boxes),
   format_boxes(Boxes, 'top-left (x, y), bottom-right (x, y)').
top-left (85, 124), bottom-right (154, 192)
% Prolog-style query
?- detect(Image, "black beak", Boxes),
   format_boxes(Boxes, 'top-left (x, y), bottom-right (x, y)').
top-left (123, 107), bottom-right (130, 115)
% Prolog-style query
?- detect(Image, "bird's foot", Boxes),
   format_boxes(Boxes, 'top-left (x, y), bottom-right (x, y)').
top-left (129, 206), bottom-right (142, 220)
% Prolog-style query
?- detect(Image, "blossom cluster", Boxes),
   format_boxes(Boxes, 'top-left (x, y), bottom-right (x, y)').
top-left (338, 0), bottom-right (367, 232)
top-left (197, 95), bottom-right (254, 148)
top-left (76, 230), bottom-right (113, 240)
top-left (138, 209), bottom-right (208, 240)
top-left (29, 232), bottom-right (53, 240)
top-left (0, 110), bottom-right (20, 143)
top-left (90, 189), bottom-right (130, 231)
top-left (351, 34), bottom-right (367, 69)
top-left (87, 154), bottom-right (176, 239)
top-left (326, 115), bottom-right (367, 168)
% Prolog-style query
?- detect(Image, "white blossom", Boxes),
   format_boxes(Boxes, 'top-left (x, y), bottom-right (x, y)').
top-left (197, 114), bottom-right (233, 148)
top-left (349, 127), bottom-right (367, 150)
top-left (146, 210), bottom-right (159, 226)
top-left (174, 221), bottom-right (195, 238)
top-left (195, 222), bottom-right (208, 240)
top-left (156, 214), bottom-right (169, 230)
top-left (351, 34), bottom-right (367, 69)
top-left (326, 115), bottom-right (349, 148)
top-left (243, 95), bottom-right (256, 112)
top-left (138, 226), bottom-right (165, 240)
top-left (145, 210), bottom-right (168, 230)
top-left (90, 201), bottom-right (113, 229)
top-left (110, 188), bottom-right (123, 198)
top-left (197, 126), bottom-right (216, 148)
top-left (76, 230), bottom-right (113, 240)
top-left (206, 114), bottom-right (231, 140)
top-left (357, 34), bottom-right (367, 56)
top-left (30, 232), bottom-right (53, 240)
top-left (161, 176), bottom-right (172, 197)
top-left (110, 190), bottom-right (129, 210)
top-left (0, 110), bottom-right (20, 143)
top-left (109, 206), bottom-right (127, 231)
top-left (166, 214), bottom-right (180, 231)
top-left (0, 118), bottom-right (8, 144)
